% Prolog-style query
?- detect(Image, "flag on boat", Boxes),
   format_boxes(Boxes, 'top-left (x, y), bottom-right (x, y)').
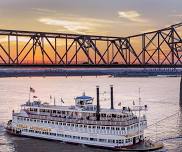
top-left (33, 96), bottom-right (38, 98)
top-left (118, 102), bottom-right (121, 106)
top-left (30, 87), bottom-right (35, 93)
top-left (60, 98), bottom-right (64, 103)
top-left (50, 95), bottom-right (52, 99)
top-left (133, 100), bottom-right (135, 105)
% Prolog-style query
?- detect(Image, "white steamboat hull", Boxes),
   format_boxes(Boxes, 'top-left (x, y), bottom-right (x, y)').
top-left (6, 123), bottom-right (143, 150)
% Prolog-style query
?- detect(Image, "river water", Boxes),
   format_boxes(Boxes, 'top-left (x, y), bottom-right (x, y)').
top-left (0, 76), bottom-right (181, 152)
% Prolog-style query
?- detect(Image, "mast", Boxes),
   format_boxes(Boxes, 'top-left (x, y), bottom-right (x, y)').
top-left (180, 76), bottom-right (182, 106)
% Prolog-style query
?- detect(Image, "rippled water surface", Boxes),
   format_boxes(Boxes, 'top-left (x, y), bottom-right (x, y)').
top-left (0, 76), bottom-right (181, 152)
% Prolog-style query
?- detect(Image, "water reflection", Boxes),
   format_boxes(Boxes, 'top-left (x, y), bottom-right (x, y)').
top-left (177, 107), bottom-right (182, 136)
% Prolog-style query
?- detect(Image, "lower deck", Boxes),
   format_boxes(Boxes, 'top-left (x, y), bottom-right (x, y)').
top-left (7, 128), bottom-right (163, 152)
top-left (7, 127), bottom-right (144, 149)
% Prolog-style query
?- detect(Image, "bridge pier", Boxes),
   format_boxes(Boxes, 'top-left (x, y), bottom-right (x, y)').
top-left (180, 76), bottom-right (182, 106)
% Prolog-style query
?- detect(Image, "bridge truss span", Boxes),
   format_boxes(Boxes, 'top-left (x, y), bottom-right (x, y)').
top-left (0, 23), bottom-right (181, 67)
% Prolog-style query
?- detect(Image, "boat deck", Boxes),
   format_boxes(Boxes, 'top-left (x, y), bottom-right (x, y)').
top-left (116, 140), bottom-right (164, 151)
top-left (14, 112), bottom-right (147, 127)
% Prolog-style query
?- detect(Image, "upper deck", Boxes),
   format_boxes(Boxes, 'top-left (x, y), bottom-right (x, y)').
top-left (14, 88), bottom-right (147, 127)
top-left (16, 103), bottom-right (147, 127)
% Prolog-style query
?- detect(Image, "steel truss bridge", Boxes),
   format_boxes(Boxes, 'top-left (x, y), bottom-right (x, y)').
top-left (0, 23), bottom-right (181, 68)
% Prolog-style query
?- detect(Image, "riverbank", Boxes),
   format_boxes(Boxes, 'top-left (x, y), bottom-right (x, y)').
top-left (0, 67), bottom-right (181, 77)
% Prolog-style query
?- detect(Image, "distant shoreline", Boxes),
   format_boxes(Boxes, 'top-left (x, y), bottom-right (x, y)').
top-left (0, 67), bottom-right (181, 78)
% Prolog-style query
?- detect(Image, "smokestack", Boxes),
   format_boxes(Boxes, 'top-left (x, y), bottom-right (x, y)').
top-left (96, 85), bottom-right (100, 121)
top-left (180, 76), bottom-right (182, 106)
top-left (110, 85), bottom-right (114, 109)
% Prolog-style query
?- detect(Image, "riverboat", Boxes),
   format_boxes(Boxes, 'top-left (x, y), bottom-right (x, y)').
top-left (6, 85), bottom-right (147, 150)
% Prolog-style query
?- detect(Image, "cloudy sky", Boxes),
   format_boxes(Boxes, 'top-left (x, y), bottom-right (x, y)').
top-left (0, 0), bottom-right (182, 36)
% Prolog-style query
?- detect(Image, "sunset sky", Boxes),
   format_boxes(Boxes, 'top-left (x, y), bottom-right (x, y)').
top-left (0, 0), bottom-right (182, 37)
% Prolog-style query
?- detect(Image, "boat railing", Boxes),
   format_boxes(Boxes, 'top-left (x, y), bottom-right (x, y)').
top-left (14, 113), bottom-right (146, 126)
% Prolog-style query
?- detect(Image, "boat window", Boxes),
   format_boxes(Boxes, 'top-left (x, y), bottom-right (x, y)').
top-left (107, 114), bottom-right (111, 117)
top-left (60, 134), bottom-right (64, 137)
top-left (111, 127), bottom-right (115, 130)
top-left (100, 139), bottom-right (107, 142)
top-left (58, 122), bottom-right (62, 125)
top-left (81, 137), bottom-right (88, 140)
top-left (117, 115), bottom-right (121, 118)
top-left (46, 110), bottom-right (50, 113)
top-left (90, 138), bottom-right (97, 141)
top-left (112, 114), bottom-right (116, 118)
top-left (73, 136), bottom-right (76, 139)
top-left (80, 100), bottom-right (84, 105)
top-left (121, 127), bottom-right (125, 130)
top-left (101, 113), bottom-right (106, 117)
